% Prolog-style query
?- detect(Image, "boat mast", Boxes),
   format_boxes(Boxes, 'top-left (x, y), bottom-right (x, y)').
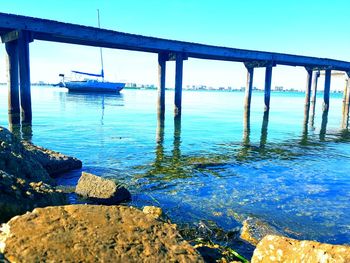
top-left (97, 9), bottom-right (104, 81)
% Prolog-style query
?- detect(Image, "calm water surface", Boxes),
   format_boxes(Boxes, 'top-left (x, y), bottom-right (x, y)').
top-left (0, 85), bottom-right (349, 248)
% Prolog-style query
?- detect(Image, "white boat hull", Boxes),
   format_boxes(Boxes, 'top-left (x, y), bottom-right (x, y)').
top-left (64, 80), bottom-right (125, 93)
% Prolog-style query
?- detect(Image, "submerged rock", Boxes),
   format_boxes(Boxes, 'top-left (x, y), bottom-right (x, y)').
top-left (240, 217), bottom-right (281, 246)
top-left (143, 206), bottom-right (163, 219)
top-left (0, 127), bottom-right (51, 184)
top-left (251, 235), bottom-right (350, 263)
top-left (0, 205), bottom-right (204, 262)
top-left (22, 141), bottom-right (82, 177)
top-left (75, 172), bottom-right (131, 204)
top-left (0, 170), bottom-right (67, 223)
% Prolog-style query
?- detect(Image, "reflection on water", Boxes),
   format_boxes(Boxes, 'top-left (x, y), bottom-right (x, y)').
top-left (1, 87), bottom-right (350, 249)
top-left (8, 120), bottom-right (33, 141)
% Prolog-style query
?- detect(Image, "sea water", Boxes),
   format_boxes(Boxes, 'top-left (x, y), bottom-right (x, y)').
top-left (0, 85), bottom-right (349, 249)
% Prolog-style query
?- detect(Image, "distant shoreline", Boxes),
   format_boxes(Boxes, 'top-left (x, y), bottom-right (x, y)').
top-left (0, 82), bottom-right (344, 93)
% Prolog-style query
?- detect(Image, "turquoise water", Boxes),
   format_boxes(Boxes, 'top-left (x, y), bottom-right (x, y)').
top-left (0, 85), bottom-right (349, 248)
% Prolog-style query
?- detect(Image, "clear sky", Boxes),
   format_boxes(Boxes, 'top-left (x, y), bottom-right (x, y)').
top-left (0, 0), bottom-right (349, 90)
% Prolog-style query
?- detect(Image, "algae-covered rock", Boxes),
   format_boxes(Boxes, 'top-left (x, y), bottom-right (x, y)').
top-left (240, 217), bottom-right (281, 246)
top-left (1, 205), bottom-right (204, 262)
top-left (75, 172), bottom-right (131, 204)
top-left (22, 141), bottom-right (82, 177)
top-left (251, 235), bottom-right (350, 263)
top-left (0, 170), bottom-right (67, 223)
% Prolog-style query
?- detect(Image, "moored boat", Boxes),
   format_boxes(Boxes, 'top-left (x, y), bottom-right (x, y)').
top-left (58, 10), bottom-right (125, 94)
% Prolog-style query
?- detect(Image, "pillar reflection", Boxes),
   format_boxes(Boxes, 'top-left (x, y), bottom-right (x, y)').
top-left (260, 111), bottom-right (269, 148)
top-left (173, 116), bottom-right (182, 162)
top-left (243, 107), bottom-right (250, 146)
top-left (301, 104), bottom-right (310, 145)
top-left (319, 110), bottom-right (328, 141)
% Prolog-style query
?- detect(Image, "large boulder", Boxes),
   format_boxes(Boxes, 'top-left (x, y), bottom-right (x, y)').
top-left (22, 141), bottom-right (82, 177)
top-left (0, 205), bottom-right (204, 262)
top-left (0, 170), bottom-right (67, 223)
top-left (75, 172), bottom-right (131, 204)
top-left (240, 217), bottom-right (281, 246)
top-left (0, 127), bottom-right (51, 184)
top-left (251, 235), bottom-right (350, 262)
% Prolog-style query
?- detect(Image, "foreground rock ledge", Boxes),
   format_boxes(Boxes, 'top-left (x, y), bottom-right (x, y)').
top-left (0, 205), bottom-right (203, 263)
top-left (251, 235), bottom-right (350, 263)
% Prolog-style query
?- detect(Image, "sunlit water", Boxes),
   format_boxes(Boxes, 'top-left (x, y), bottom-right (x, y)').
top-left (1, 85), bottom-right (349, 251)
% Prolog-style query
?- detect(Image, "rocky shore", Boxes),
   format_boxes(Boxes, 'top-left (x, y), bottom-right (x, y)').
top-left (1, 126), bottom-right (349, 262)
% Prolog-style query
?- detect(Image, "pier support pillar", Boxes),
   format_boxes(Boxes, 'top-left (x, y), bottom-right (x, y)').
top-left (310, 70), bottom-right (320, 127)
top-left (342, 74), bottom-right (350, 129)
top-left (304, 68), bottom-right (313, 108)
top-left (323, 69), bottom-right (331, 112)
top-left (157, 53), bottom-right (167, 119)
top-left (174, 53), bottom-right (184, 117)
top-left (18, 31), bottom-right (32, 123)
top-left (5, 40), bottom-right (20, 124)
top-left (244, 65), bottom-right (254, 110)
top-left (264, 65), bottom-right (273, 112)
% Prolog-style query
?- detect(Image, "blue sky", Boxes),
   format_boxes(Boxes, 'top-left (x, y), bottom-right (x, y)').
top-left (0, 0), bottom-right (349, 89)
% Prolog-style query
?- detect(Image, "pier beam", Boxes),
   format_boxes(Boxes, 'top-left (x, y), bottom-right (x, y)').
top-left (174, 53), bottom-right (184, 117)
top-left (157, 53), bottom-right (167, 119)
top-left (323, 69), bottom-right (331, 112)
top-left (5, 40), bottom-right (20, 124)
top-left (264, 65), bottom-right (273, 112)
top-left (304, 68), bottom-right (313, 108)
top-left (18, 31), bottom-right (32, 123)
top-left (244, 65), bottom-right (254, 110)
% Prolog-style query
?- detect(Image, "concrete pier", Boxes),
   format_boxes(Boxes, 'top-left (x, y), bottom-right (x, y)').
top-left (174, 54), bottom-right (184, 117)
top-left (264, 65), bottom-right (273, 112)
top-left (5, 40), bottom-right (20, 124)
top-left (157, 53), bottom-right (167, 118)
top-left (244, 65), bottom-right (254, 109)
top-left (2, 12), bottom-right (350, 129)
top-left (323, 69), bottom-right (331, 112)
top-left (18, 31), bottom-right (32, 123)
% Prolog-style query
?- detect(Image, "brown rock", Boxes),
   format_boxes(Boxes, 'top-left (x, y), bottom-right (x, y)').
top-left (0, 205), bottom-right (204, 262)
top-left (0, 127), bottom-right (52, 184)
top-left (251, 235), bottom-right (350, 263)
top-left (143, 206), bottom-right (163, 219)
top-left (240, 217), bottom-right (281, 246)
top-left (22, 141), bottom-right (82, 176)
top-left (75, 172), bottom-right (131, 204)
top-left (0, 170), bottom-right (67, 223)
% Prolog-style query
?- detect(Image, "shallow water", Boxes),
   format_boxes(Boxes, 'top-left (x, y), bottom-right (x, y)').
top-left (1, 85), bottom-right (349, 248)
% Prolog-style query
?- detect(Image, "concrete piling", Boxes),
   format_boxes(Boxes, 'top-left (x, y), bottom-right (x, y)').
top-left (264, 65), bottom-right (273, 112)
top-left (174, 54), bottom-right (184, 117)
top-left (5, 40), bottom-right (20, 124)
top-left (18, 31), bottom-right (32, 123)
top-left (157, 53), bottom-right (167, 119)
top-left (304, 69), bottom-right (313, 108)
top-left (244, 66), bottom-right (254, 109)
top-left (323, 69), bottom-right (331, 112)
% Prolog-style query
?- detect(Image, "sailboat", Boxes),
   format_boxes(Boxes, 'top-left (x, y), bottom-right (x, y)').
top-left (59, 10), bottom-right (125, 93)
